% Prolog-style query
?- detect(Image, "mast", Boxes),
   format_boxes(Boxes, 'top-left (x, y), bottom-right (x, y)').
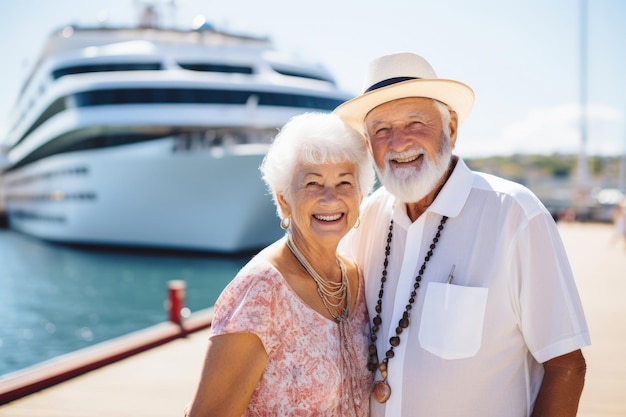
top-left (575, 0), bottom-right (591, 218)
top-left (617, 134), bottom-right (626, 196)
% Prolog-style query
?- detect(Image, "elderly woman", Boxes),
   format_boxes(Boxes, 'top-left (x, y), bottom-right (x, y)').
top-left (185, 112), bottom-right (376, 417)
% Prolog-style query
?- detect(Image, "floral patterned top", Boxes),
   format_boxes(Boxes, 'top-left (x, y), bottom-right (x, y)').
top-left (210, 258), bottom-right (372, 416)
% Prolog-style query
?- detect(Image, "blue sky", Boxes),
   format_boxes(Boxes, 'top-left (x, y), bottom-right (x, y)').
top-left (0, 0), bottom-right (624, 157)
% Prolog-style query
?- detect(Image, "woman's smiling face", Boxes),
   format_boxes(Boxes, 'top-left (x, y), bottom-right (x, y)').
top-left (278, 160), bottom-right (361, 246)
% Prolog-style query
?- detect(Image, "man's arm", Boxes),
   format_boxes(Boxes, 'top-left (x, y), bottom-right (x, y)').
top-left (531, 349), bottom-right (587, 417)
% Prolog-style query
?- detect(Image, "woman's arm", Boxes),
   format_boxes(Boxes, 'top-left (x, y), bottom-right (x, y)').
top-left (185, 332), bottom-right (268, 417)
top-left (531, 349), bottom-right (587, 417)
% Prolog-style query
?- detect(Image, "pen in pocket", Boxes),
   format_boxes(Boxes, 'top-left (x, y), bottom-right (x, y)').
top-left (447, 264), bottom-right (456, 284)
top-left (445, 265), bottom-right (456, 307)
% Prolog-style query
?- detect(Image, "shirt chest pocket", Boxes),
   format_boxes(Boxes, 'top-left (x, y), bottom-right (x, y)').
top-left (418, 282), bottom-right (489, 360)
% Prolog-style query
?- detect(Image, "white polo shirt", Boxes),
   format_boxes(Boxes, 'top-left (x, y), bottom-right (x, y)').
top-left (341, 157), bottom-right (591, 417)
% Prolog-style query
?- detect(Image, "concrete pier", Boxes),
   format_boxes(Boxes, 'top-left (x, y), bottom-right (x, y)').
top-left (0, 222), bottom-right (624, 416)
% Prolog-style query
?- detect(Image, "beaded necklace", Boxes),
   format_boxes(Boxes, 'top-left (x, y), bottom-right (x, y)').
top-left (369, 215), bottom-right (448, 403)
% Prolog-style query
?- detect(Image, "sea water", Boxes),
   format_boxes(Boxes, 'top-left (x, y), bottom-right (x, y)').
top-left (0, 228), bottom-right (251, 376)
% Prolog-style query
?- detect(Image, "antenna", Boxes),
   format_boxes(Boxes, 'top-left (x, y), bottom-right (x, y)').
top-left (133, 0), bottom-right (180, 28)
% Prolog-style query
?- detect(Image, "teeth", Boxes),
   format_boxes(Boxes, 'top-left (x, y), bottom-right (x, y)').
top-left (394, 154), bottom-right (419, 163)
top-left (315, 214), bottom-right (342, 221)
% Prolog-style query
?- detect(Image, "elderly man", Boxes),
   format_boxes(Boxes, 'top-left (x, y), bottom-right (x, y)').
top-left (336, 52), bottom-right (590, 417)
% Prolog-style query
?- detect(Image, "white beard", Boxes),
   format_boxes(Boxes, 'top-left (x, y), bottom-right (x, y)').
top-left (376, 134), bottom-right (453, 204)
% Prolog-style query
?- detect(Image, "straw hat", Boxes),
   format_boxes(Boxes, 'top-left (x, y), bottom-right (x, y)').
top-left (334, 52), bottom-right (475, 135)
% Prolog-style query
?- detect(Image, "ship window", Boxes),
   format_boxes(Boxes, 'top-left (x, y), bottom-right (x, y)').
top-left (178, 63), bottom-right (253, 74)
top-left (4, 165), bottom-right (89, 187)
top-left (52, 63), bottom-right (163, 79)
top-left (68, 88), bottom-right (345, 109)
top-left (271, 66), bottom-right (335, 85)
top-left (9, 88), bottom-right (348, 158)
top-left (16, 97), bottom-right (68, 146)
top-left (8, 132), bottom-right (168, 170)
top-left (8, 210), bottom-right (66, 223)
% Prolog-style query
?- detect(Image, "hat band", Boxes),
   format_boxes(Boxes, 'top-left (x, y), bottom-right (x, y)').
top-left (364, 76), bottom-right (419, 93)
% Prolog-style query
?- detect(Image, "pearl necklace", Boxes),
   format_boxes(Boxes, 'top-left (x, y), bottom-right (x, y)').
top-left (286, 233), bottom-right (350, 321)
top-left (369, 215), bottom-right (448, 403)
top-left (287, 233), bottom-right (361, 416)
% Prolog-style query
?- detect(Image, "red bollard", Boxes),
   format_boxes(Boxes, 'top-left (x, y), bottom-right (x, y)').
top-left (168, 280), bottom-right (186, 325)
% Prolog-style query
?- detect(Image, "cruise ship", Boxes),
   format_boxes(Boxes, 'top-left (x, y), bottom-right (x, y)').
top-left (0, 6), bottom-right (351, 253)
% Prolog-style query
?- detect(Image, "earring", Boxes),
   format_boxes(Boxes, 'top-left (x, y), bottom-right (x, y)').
top-left (354, 218), bottom-right (361, 229)
top-left (280, 217), bottom-right (290, 230)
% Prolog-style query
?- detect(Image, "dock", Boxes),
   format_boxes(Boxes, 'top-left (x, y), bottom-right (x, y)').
top-left (0, 221), bottom-right (625, 416)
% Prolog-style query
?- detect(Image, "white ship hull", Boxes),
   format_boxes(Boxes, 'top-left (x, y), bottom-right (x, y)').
top-left (4, 138), bottom-right (282, 252)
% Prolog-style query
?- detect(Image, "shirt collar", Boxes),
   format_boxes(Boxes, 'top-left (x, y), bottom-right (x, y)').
top-left (428, 156), bottom-right (473, 218)
top-left (390, 156), bottom-right (473, 224)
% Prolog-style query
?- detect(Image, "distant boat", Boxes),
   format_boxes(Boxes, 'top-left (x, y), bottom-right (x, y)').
top-left (0, 6), bottom-right (350, 253)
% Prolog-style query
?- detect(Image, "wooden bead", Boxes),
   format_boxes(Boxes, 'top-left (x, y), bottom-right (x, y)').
top-left (372, 380), bottom-right (391, 403)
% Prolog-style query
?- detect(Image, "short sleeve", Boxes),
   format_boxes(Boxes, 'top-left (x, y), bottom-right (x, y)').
top-left (210, 260), bottom-right (283, 354)
top-left (515, 213), bottom-right (591, 363)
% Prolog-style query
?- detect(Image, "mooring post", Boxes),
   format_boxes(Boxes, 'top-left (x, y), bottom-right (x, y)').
top-left (167, 280), bottom-right (186, 325)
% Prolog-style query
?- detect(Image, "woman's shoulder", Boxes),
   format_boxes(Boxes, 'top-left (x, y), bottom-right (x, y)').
top-left (230, 258), bottom-right (282, 290)
top-left (213, 257), bottom-right (286, 321)
top-left (213, 257), bottom-right (283, 310)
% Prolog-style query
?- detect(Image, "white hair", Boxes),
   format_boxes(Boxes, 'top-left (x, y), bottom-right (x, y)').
top-left (260, 112), bottom-right (376, 217)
